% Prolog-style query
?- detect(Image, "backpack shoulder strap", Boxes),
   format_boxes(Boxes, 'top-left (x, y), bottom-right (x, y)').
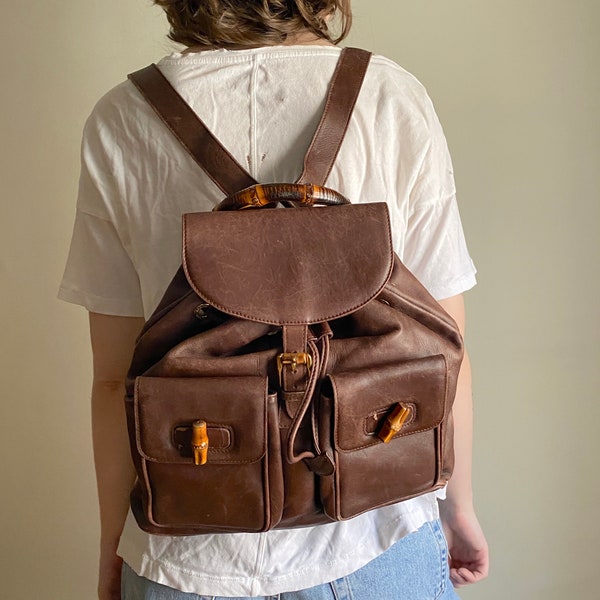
top-left (127, 47), bottom-right (371, 193)
top-left (128, 65), bottom-right (257, 196)
top-left (297, 47), bottom-right (371, 185)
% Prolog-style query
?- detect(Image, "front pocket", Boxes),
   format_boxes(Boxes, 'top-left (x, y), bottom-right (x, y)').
top-left (318, 355), bottom-right (450, 520)
top-left (132, 376), bottom-right (283, 534)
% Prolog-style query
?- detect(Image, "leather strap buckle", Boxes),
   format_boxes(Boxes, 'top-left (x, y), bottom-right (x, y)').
top-left (277, 352), bottom-right (312, 387)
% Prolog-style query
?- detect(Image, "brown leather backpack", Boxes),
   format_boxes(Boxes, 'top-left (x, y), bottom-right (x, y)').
top-left (125, 48), bottom-right (463, 535)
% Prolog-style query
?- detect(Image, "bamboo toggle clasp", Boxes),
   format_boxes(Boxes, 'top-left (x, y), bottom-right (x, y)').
top-left (192, 420), bottom-right (209, 466)
top-left (378, 403), bottom-right (412, 443)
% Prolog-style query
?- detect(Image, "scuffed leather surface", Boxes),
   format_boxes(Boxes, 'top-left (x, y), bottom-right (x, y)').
top-left (182, 203), bottom-right (393, 325)
top-left (133, 377), bottom-right (283, 532)
top-left (318, 356), bottom-right (447, 520)
top-left (135, 376), bottom-right (269, 464)
top-left (124, 48), bottom-right (461, 536)
top-left (329, 355), bottom-right (447, 452)
top-left (125, 204), bottom-right (463, 535)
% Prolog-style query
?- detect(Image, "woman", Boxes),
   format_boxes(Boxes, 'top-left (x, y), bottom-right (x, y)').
top-left (59, 1), bottom-right (489, 598)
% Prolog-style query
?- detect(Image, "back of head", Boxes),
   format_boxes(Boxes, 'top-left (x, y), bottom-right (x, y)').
top-left (154, 0), bottom-right (352, 49)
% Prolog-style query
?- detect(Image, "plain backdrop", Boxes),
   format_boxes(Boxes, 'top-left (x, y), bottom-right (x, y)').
top-left (1, 1), bottom-right (598, 598)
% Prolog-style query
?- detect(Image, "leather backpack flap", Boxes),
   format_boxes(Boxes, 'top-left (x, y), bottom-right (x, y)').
top-left (181, 203), bottom-right (394, 325)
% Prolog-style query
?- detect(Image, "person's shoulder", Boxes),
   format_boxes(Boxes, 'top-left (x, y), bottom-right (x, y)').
top-left (368, 53), bottom-right (423, 82)
top-left (99, 80), bottom-right (138, 113)
top-left (85, 70), bottom-right (156, 134)
top-left (363, 52), bottom-right (428, 94)
top-left (81, 67), bottom-right (173, 159)
top-left (356, 50), bottom-right (438, 128)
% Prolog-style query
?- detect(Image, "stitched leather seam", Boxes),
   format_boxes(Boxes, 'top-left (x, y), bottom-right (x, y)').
top-left (181, 210), bottom-right (394, 325)
top-left (330, 358), bottom-right (448, 452)
top-left (134, 377), bottom-right (269, 465)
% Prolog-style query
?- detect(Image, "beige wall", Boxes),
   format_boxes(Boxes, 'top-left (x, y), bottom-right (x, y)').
top-left (1, 1), bottom-right (598, 598)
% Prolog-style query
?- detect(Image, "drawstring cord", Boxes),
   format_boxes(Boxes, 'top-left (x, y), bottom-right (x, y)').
top-left (285, 327), bottom-right (331, 464)
top-left (311, 333), bottom-right (330, 457)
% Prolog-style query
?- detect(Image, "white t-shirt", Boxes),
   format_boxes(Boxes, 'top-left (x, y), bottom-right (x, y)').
top-left (59, 45), bottom-right (476, 596)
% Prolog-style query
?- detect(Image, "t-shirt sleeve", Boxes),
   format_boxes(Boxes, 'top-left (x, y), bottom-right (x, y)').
top-left (58, 103), bottom-right (145, 317)
top-left (401, 97), bottom-right (476, 301)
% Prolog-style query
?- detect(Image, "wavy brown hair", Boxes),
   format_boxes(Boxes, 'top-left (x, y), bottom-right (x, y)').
top-left (153, 1), bottom-right (352, 49)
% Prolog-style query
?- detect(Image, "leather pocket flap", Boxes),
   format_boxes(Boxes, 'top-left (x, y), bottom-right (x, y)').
top-left (134, 376), bottom-right (269, 464)
top-left (328, 355), bottom-right (447, 452)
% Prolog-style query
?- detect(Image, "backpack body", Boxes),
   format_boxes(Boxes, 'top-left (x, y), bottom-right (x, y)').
top-left (125, 50), bottom-right (464, 535)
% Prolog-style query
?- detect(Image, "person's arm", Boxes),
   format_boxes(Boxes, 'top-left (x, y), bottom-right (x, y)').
top-left (89, 312), bottom-right (145, 600)
top-left (437, 294), bottom-right (489, 587)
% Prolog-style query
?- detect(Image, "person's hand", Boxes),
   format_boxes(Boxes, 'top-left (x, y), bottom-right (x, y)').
top-left (439, 504), bottom-right (489, 587)
top-left (98, 545), bottom-right (123, 600)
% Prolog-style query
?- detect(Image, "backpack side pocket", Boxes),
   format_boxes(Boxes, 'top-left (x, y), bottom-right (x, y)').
top-left (130, 375), bottom-right (283, 534)
top-left (318, 355), bottom-right (450, 520)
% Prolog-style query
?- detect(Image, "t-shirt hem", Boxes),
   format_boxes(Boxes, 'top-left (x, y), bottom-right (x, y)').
top-left (120, 500), bottom-right (440, 596)
top-left (57, 286), bottom-right (144, 317)
top-left (430, 268), bottom-right (477, 301)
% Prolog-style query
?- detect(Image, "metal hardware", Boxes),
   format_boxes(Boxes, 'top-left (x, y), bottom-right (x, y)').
top-left (378, 403), bottom-right (412, 443)
top-left (192, 420), bottom-right (209, 465)
top-left (277, 352), bottom-right (312, 387)
top-left (194, 303), bottom-right (210, 320)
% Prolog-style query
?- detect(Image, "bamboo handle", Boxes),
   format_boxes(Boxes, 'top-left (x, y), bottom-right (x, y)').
top-left (213, 183), bottom-right (350, 211)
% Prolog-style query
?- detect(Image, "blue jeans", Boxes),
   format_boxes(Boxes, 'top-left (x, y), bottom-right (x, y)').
top-left (121, 519), bottom-right (459, 600)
